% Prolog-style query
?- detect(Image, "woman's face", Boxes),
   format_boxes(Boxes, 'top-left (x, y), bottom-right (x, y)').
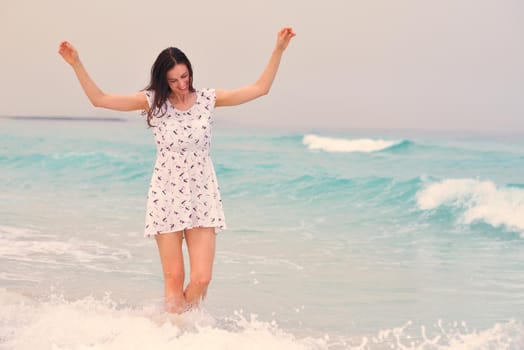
top-left (166, 64), bottom-right (191, 95)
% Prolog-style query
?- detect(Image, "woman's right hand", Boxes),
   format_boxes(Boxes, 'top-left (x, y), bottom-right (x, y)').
top-left (56, 40), bottom-right (148, 111)
top-left (58, 41), bottom-right (80, 66)
top-left (275, 27), bottom-right (296, 53)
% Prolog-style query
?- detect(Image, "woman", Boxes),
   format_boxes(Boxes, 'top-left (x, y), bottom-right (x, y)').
top-left (58, 27), bottom-right (295, 313)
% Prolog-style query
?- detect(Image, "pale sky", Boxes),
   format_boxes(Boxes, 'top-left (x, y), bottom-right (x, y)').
top-left (1, 0), bottom-right (523, 133)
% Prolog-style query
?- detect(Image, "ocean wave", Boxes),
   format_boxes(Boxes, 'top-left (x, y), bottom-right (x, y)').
top-left (358, 319), bottom-right (524, 350)
top-left (0, 225), bottom-right (132, 267)
top-left (0, 290), bottom-right (325, 350)
top-left (302, 134), bottom-right (408, 153)
top-left (1, 289), bottom-right (522, 350)
top-left (416, 178), bottom-right (524, 235)
top-left (1, 151), bottom-right (152, 185)
top-left (3, 151), bottom-right (129, 168)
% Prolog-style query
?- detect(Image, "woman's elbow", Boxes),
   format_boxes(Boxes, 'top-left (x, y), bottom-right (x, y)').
top-left (258, 86), bottom-right (270, 97)
top-left (91, 100), bottom-right (102, 108)
top-left (89, 94), bottom-right (103, 108)
top-left (252, 81), bottom-right (270, 97)
top-left (91, 94), bottom-right (109, 108)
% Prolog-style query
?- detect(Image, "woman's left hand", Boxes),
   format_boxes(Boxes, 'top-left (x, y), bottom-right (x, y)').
top-left (275, 27), bottom-right (296, 52)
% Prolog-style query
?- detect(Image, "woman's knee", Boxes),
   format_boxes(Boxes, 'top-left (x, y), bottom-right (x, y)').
top-left (163, 270), bottom-right (185, 285)
top-left (190, 273), bottom-right (212, 288)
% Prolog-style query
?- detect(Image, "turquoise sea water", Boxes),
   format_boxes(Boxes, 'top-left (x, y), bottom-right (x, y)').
top-left (1, 117), bottom-right (524, 349)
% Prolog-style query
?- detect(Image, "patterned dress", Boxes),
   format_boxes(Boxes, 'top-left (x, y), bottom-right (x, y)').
top-left (143, 88), bottom-right (226, 237)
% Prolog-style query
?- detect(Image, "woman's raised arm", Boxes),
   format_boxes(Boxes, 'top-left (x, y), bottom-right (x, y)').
top-left (215, 27), bottom-right (296, 107)
top-left (58, 41), bottom-right (148, 112)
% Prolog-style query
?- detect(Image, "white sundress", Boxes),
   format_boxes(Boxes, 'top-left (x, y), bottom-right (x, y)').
top-left (143, 88), bottom-right (226, 237)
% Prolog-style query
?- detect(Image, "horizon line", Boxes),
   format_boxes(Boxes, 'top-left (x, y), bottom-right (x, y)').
top-left (1, 116), bottom-right (127, 122)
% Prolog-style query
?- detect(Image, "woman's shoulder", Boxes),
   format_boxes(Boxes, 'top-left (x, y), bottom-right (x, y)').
top-left (143, 89), bottom-right (155, 108)
top-left (197, 88), bottom-right (216, 102)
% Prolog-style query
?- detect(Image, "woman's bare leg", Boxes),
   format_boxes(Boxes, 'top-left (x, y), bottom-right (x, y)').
top-left (183, 227), bottom-right (216, 307)
top-left (155, 231), bottom-right (187, 313)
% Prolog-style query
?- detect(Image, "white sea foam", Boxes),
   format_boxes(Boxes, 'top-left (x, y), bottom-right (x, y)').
top-left (0, 289), bottom-right (325, 350)
top-left (0, 225), bottom-right (132, 265)
top-left (1, 289), bottom-right (522, 350)
top-left (217, 251), bottom-right (304, 270)
top-left (356, 319), bottom-right (524, 350)
top-left (302, 134), bottom-right (401, 153)
top-left (0, 225), bottom-right (48, 238)
top-left (417, 179), bottom-right (524, 234)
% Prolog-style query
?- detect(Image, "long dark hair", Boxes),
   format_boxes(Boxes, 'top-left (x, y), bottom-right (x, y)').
top-left (144, 47), bottom-right (195, 127)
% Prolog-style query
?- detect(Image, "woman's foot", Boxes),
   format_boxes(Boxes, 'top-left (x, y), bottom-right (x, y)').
top-left (165, 296), bottom-right (189, 314)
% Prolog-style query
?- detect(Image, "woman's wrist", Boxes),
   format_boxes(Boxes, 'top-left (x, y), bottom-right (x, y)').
top-left (273, 47), bottom-right (285, 56)
top-left (71, 59), bottom-right (83, 70)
